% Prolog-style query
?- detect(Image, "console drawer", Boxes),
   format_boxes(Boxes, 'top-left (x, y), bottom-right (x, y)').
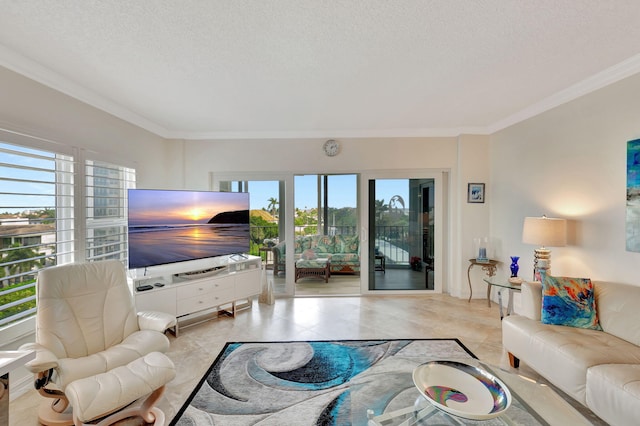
top-left (177, 286), bottom-right (235, 316)
top-left (178, 276), bottom-right (234, 300)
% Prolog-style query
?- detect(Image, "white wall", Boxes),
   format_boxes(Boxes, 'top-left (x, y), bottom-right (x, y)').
top-left (490, 72), bottom-right (640, 286)
top-left (0, 65), bottom-right (171, 397)
top-left (0, 66), bottom-right (168, 186)
top-left (456, 134), bottom-right (493, 299)
top-left (10, 59), bottom-right (640, 397)
top-left (0, 66), bottom-right (497, 306)
top-left (175, 136), bottom-right (489, 298)
top-left (178, 137), bottom-right (458, 184)
top-left (0, 64), bottom-right (498, 300)
top-left (5, 59), bottom-right (640, 291)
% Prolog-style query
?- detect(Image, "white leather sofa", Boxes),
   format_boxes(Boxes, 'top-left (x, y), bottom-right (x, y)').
top-left (502, 280), bottom-right (640, 426)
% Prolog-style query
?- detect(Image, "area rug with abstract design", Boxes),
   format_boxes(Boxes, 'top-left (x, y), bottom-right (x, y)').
top-left (170, 339), bottom-right (534, 426)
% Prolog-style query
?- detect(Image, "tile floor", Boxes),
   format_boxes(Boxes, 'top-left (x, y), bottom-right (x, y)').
top-left (277, 267), bottom-right (433, 296)
top-left (7, 294), bottom-right (582, 425)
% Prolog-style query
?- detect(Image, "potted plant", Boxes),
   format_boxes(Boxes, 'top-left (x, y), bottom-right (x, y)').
top-left (410, 256), bottom-right (422, 271)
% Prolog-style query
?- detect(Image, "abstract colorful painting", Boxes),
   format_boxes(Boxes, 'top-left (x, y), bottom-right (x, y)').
top-left (626, 139), bottom-right (640, 252)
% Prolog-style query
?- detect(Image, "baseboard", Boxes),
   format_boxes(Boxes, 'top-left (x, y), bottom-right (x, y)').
top-left (10, 373), bottom-right (33, 401)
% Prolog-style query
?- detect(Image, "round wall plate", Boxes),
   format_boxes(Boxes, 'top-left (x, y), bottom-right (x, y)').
top-left (323, 139), bottom-right (340, 156)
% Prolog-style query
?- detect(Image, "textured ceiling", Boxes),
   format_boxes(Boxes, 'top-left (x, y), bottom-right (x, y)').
top-left (1, 1), bottom-right (640, 139)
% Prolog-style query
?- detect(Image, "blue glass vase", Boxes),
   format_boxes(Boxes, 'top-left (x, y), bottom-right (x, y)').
top-left (510, 256), bottom-right (520, 277)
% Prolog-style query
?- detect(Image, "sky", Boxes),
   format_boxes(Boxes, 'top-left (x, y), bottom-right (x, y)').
top-left (0, 143), bottom-right (56, 213)
top-left (128, 189), bottom-right (249, 226)
top-left (247, 175), bottom-right (409, 211)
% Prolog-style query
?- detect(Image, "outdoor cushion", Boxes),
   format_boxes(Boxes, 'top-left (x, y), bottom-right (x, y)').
top-left (296, 258), bottom-right (330, 269)
top-left (315, 235), bottom-right (334, 253)
top-left (329, 253), bottom-right (359, 263)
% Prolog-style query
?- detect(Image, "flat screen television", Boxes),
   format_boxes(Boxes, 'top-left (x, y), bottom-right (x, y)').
top-left (127, 189), bottom-right (250, 270)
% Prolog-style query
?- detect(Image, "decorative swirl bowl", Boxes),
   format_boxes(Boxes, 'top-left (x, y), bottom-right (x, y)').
top-left (412, 360), bottom-right (512, 420)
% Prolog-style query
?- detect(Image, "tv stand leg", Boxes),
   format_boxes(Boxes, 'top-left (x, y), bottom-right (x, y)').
top-left (233, 298), bottom-right (254, 313)
top-left (166, 323), bottom-right (179, 338)
top-left (218, 301), bottom-right (237, 318)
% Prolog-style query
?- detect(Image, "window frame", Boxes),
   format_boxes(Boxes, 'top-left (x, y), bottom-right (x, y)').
top-left (0, 130), bottom-right (136, 344)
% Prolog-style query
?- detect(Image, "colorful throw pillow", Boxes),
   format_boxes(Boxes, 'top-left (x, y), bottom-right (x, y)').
top-left (541, 275), bottom-right (602, 330)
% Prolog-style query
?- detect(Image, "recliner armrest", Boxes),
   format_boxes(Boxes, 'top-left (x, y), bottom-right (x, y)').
top-left (520, 281), bottom-right (542, 321)
top-left (18, 342), bottom-right (59, 373)
top-left (137, 310), bottom-right (177, 332)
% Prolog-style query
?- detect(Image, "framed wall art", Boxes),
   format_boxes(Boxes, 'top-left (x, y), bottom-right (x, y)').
top-left (627, 139), bottom-right (640, 252)
top-left (467, 183), bottom-right (485, 203)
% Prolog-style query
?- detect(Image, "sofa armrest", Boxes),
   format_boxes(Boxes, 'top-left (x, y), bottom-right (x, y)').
top-left (137, 310), bottom-right (177, 332)
top-left (18, 342), bottom-right (59, 373)
top-left (520, 281), bottom-right (542, 320)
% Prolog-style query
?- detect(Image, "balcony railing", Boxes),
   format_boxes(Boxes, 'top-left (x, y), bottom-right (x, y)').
top-left (374, 225), bottom-right (410, 265)
top-left (0, 273), bottom-right (37, 328)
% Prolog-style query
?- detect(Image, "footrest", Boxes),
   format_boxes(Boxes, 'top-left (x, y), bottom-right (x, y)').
top-left (295, 258), bottom-right (331, 283)
top-left (65, 352), bottom-right (176, 424)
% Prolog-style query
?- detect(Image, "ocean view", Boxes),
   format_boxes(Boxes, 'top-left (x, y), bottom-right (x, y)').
top-left (128, 224), bottom-right (250, 269)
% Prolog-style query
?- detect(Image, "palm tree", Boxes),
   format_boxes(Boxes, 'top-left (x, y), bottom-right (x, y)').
top-left (1, 243), bottom-right (43, 288)
top-left (374, 199), bottom-right (388, 221)
top-left (267, 197), bottom-right (279, 218)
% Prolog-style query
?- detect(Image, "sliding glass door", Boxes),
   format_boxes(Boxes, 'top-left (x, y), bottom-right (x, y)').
top-left (363, 172), bottom-right (443, 293)
top-left (217, 170), bottom-right (445, 296)
top-left (220, 178), bottom-right (287, 295)
top-left (293, 174), bottom-right (360, 296)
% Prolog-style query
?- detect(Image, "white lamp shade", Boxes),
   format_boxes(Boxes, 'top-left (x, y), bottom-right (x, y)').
top-left (522, 216), bottom-right (567, 247)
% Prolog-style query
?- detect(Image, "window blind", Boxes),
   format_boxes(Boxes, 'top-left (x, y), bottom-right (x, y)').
top-left (0, 141), bottom-right (73, 327)
top-left (0, 137), bottom-right (136, 331)
top-left (85, 159), bottom-right (135, 263)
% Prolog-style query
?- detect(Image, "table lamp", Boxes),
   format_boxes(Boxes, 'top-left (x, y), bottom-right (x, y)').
top-left (522, 215), bottom-right (567, 281)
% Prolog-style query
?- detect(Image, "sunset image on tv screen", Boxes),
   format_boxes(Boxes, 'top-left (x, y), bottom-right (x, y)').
top-left (127, 189), bottom-right (250, 269)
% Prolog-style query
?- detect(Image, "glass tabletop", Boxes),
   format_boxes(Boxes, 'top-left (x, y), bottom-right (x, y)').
top-left (483, 277), bottom-right (523, 291)
top-left (366, 361), bottom-right (592, 426)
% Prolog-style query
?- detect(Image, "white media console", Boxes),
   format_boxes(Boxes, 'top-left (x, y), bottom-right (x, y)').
top-left (128, 255), bottom-right (262, 335)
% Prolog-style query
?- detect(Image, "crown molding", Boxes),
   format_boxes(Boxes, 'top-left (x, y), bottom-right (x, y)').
top-left (164, 126), bottom-right (492, 140)
top-left (0, 43), bottom-right (170, 138)
top-left (0, 44), bottom-right (489, 140)
top-left (3, 43), bottom-right (640, 141)
top-left (488, 53), bottom-right (640, 134)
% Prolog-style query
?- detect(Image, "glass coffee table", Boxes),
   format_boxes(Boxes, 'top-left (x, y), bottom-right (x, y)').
top-left (366, 360), bottom-right (593, 425)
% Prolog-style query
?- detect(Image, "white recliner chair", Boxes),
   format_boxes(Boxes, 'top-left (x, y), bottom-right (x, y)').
top-left (20, 260), bottom-right (177, 426)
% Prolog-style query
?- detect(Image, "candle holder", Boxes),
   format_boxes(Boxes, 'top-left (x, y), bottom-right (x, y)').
top-left (473, 237), bottom-right (492, 263)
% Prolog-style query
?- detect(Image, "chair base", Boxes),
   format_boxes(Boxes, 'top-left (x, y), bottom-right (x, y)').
top-left (37, 397), bottom-right (165, 426)
top-left (38, 400), bottom-right (74, 426)
top-left (64, 352), bottom-right (174, 426)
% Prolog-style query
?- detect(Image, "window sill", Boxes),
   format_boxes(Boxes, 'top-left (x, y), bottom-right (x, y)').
top-left (0, 316), bottom-right (35, 349)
